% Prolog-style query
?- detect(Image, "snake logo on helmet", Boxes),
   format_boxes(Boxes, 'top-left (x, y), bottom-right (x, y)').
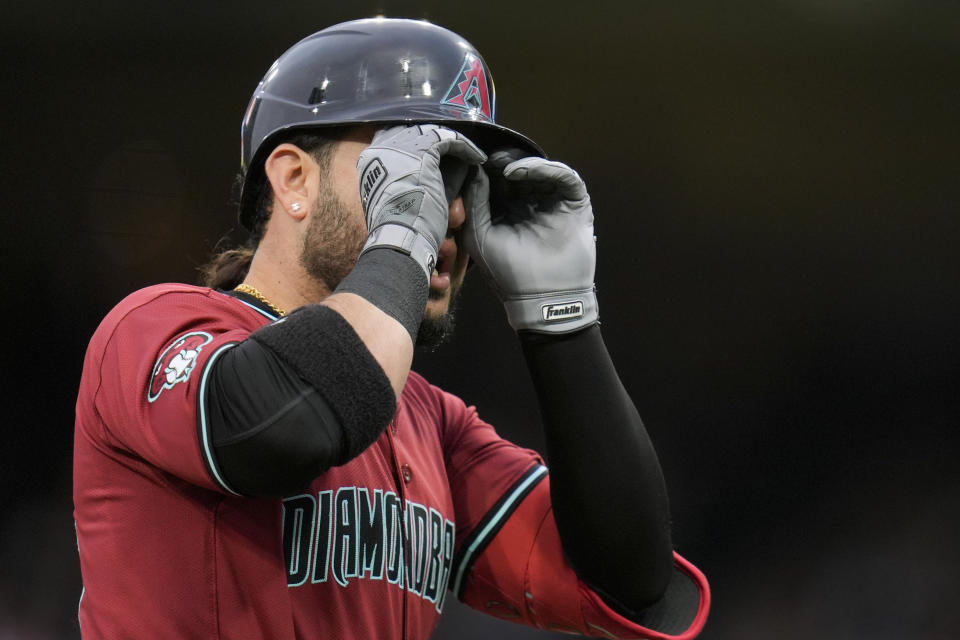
top-left (238, 18), bottom-right (544, 230)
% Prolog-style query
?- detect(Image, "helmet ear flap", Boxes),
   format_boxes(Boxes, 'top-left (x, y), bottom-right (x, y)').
top-left (237, 18), bottom-right (544, 231)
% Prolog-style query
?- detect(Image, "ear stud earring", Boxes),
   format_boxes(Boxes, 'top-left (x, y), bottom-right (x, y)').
top-left (291, 202), bottom-right (302, 212)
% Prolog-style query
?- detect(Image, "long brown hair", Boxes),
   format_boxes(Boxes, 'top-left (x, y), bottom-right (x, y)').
top-left (199, 128), bottom-right (346, 290)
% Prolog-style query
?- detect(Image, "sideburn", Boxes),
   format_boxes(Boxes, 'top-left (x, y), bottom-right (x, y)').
top-left (299, 181), bottom-right (367, 292)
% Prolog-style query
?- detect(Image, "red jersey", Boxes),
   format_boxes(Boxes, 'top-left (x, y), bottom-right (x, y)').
top-left (74, 284), bottom-right (709, 639)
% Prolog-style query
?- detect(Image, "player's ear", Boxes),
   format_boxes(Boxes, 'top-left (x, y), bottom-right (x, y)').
top-left (263, 143), bottom-right (318, 221)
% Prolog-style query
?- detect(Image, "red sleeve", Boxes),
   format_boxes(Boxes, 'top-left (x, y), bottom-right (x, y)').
top-left (83, 285), bottom-right (264, 494)
top-left (436, 388), bottom-right (545, 547)
top-left (432, 383), bottom-right (710, 639)
top-left (461, 476), bottom-right (710, 639)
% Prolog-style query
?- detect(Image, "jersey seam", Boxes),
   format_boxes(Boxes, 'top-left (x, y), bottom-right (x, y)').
top-left (522, 502), bottom-right (558, 624)
top-left (451, 463), bottom-right (548, 598)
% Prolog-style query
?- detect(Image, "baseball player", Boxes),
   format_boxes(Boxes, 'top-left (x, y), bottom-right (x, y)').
top-left (73, 18), bottom-right (709, 639)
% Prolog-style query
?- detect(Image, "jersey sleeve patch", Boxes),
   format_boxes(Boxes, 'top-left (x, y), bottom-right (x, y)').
top-left (147, 331), bottom-right (213, 402)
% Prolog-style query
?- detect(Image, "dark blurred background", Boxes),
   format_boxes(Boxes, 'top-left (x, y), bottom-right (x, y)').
top-left (2, 1), bottom-right (958, 638)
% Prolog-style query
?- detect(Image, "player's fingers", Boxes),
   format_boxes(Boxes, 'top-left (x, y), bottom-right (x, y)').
top-left (503, 157), bottom-right (587, 201)
top-left (430, 130), bottom-right (487, 166)
top-left (439, 157), bottom-right (470, 206)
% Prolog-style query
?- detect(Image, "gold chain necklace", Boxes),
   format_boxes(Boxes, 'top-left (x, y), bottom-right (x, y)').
top-left (233, 283), bottom-right (286, 317)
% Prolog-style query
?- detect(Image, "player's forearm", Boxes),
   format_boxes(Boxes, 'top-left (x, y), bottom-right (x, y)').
top-left (322, 292), bottom-right (413, 398)
top-left (520, 324), bottom-right (674, 614)
top-left (329, 245), bottom-right (437, 397)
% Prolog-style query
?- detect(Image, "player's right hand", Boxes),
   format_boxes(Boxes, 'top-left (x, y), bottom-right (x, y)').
top-left (356, 125), bottom-right (486, 282)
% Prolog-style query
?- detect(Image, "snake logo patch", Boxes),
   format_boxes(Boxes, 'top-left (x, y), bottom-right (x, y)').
top-left (147, 332), bottom-right (213, 402)
top-left (441, 53), bottom-right (493, 121)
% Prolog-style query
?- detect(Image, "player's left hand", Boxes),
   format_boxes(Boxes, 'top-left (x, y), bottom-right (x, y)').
top-left (463, 150), bottom-right (598, 334)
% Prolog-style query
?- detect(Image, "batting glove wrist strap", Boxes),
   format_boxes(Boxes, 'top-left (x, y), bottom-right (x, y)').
top-left (503, 287), bottom-right (599, 334)
top-left (360, 221), bottom-right (438, 280)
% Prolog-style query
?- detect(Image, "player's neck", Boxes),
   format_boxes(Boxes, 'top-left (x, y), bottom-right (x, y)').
top-left (243, 243), bottom-right (333, 315)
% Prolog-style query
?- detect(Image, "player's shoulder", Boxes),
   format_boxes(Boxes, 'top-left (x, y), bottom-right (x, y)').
top-left (100, 283), bottom-right (227, 324)
top-left (91, 283), bottom-right (262, 346)
top-left (113, 283), bottom-right (214, 307)
top-left (117, 282), bottom-right (225, 306)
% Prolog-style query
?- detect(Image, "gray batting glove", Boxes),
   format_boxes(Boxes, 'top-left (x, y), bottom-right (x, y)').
top-left (463, 152), bottom-right (599, 334)
top-left (357, 124), bottom-right (486, 281)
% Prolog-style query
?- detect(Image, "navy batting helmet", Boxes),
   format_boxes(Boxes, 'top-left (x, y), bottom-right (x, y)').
top-left (238, 17), bottom-right (544, 230)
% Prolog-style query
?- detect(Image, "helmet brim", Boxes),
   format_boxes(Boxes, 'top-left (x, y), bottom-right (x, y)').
top-left (238, 109), bottom-right (543, 231)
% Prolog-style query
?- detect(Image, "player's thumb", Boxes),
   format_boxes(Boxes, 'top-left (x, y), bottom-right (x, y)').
top-left (440, 157), bottom-right (470, 207)
top-left (462, 167), bottom-right (493, 264)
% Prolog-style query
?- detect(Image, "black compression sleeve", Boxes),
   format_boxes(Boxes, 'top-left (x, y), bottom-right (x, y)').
top-left (335, 247), bottom-right (427, 342)
top-left (520, 325), bottom-right (674, 614)
top-left (249, 305), bottom-right (397, 461)
top-left (206, 339), bottom-right (343, 496)
top-left (204, 306), bottom-right (396, 496)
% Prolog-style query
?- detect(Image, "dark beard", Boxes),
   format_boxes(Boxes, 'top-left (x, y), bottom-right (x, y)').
top-left (299, 183), bottom-right (367, 291)
top-left (302, 181), bottom-right (462, 349)
top-left (415, 285), bottom-right (463, 351)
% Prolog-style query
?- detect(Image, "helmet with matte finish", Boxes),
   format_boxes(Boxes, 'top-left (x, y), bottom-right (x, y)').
top-left (239, 17), bottom-right (544, 229)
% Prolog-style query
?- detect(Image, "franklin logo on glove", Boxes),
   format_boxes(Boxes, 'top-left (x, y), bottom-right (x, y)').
top-left (360, 158), bottom-right (387, 206)
top-left (542, 302), bottom-right (584, 322)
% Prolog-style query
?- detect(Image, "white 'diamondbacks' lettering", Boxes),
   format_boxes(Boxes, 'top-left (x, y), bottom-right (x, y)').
top-left (282, 488), bottom-right (456, 613)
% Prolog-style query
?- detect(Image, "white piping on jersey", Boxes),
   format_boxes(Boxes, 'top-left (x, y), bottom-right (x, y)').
top-left (200, 295), bottom-right (276, 493)
top-left (77, 586), bottom-right (85, 635)
top-left (451, 464), bottom-right (548, 597)
top-left (198, 342), bottom-right (243, 496)
top-left (235, 297), bottom-right (279, 321)
top-left (76, 519), bottom-right (85, 636)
